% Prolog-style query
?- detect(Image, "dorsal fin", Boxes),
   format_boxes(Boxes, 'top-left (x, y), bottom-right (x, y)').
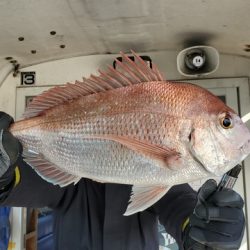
top-left (23, 51), bottom-right (164, 119)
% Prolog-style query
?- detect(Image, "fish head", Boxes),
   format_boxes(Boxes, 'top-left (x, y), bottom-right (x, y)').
top-left (189, 105), bottom-right (250, 176)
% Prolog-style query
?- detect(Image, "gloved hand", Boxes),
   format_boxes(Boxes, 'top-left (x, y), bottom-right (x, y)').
top-left (0, 112), bottom-right (22, 183)
top-left (183, 179), bottom-right (245, 250)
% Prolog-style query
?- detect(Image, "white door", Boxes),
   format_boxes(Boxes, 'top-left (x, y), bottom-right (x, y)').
top-left (159, 78), bottom-right (249, 250)
top-left (183, 78), bottom-right (248, 250)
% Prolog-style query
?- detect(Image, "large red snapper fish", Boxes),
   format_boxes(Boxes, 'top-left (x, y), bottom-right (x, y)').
top-left (9, 51), bottom-right (250, 215)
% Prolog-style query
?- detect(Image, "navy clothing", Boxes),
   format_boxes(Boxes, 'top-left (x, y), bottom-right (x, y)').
top-left (0, 158), bottom-right (197, 250)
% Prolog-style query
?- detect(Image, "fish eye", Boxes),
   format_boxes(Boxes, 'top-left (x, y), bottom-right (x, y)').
top-left (220, 115), bottom-right (233, 129)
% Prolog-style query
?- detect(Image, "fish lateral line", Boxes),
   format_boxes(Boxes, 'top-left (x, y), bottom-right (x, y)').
top-left (11, 109), bottom-right (189, 133)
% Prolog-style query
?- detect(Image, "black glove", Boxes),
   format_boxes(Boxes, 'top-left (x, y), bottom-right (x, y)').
top-left (183, 179), bottom-right (245, 250)
top-left (0, 112), bottom-right (22, 186)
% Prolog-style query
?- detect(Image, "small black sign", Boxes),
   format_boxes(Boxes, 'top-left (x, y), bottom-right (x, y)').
top-left (21, 72), bottom-right (36, 85)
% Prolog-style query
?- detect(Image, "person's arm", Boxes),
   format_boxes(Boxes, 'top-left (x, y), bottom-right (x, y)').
top-left (0, 158), bottom-right (73, 209)
top-left (152, 180), bottom-right (245, 250)
top-left (151, 183), bottom-right (197, 248)
top-left (0, 112), bottom-right (72, 209)
top-left (183, 180), bottom-right (245, 250)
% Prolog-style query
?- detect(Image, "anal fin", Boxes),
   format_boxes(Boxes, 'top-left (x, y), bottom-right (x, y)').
top-left (124, 185), bottom-right (170, 216)
top-left (23, 149), bottom-right (80, 187)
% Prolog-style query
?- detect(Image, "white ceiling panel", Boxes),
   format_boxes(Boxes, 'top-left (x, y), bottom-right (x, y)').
top-left (0, 0), bottom-right (249, 72)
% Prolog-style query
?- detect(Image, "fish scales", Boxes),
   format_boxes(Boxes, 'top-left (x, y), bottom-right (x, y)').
top-left (12, 82), bottom-right (202, 187)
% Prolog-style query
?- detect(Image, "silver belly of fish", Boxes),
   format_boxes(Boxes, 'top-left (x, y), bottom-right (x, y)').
top-left (17, 129), bottom-right (209, 215)
top-left (19, 130), bottom-right (208, 185)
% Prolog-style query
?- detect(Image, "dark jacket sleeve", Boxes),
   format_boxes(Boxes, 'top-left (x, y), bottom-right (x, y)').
top-left (0, 157), bottom-right (72, 209)
top-left (152, 183), bottom-right (197, 249)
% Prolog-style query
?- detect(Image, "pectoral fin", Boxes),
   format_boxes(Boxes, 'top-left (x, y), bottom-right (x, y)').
top-left (86, 135), bottom-right (180, 167)
top-left (124, 185), bottom-right (170, 216)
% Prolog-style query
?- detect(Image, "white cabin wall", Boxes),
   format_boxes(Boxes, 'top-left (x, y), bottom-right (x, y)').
top-left (0, 50), bottom-right (250, 250)
top-left (0, 50), bottom-right (250, 119)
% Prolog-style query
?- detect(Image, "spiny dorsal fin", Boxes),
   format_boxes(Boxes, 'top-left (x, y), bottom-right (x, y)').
top-left (23, 51), bottom-right (164, 119)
